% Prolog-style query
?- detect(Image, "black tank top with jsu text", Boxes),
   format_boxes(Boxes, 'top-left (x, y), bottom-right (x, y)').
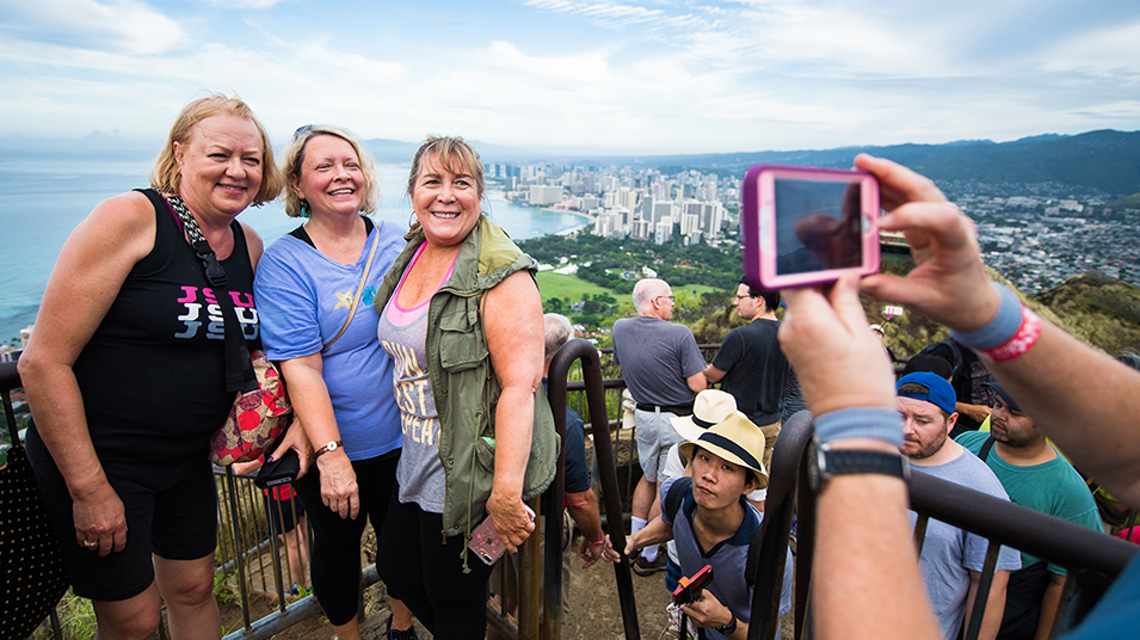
top-left (66, 189), bottom-right (259, 463)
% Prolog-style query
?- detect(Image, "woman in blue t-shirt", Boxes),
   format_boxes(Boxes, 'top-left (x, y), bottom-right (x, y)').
top-left (253, 125), bottom-right (416, 640)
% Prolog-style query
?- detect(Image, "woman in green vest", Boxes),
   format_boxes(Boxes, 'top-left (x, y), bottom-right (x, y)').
top-left (372, 136), bottom-right (557, 639)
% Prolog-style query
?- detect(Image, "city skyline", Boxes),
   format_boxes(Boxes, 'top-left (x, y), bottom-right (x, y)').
top-left (1, 0), bottom-right (1139, 154)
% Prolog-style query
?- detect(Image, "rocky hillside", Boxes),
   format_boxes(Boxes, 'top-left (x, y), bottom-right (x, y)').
top-left (686, 254), bottom-right (1138, 361)
top-left (1032, 272), bottom-right (1140, 356)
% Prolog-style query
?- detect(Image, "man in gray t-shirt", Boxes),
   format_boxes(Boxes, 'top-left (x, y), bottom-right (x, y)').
top-left (612, 278), bottom-right (706, 573)
top-left (897, 372), bottom-right (1020, 640)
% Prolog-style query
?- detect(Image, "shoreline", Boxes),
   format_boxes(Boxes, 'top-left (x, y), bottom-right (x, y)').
top-left (487, 189), bottom-right (593, 221)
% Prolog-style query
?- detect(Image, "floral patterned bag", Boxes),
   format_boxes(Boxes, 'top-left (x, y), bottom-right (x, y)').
top-left (163, 193), bottom-right (294, 466)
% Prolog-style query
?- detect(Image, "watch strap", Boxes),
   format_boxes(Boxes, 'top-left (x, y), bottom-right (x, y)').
top-left (825, 448), bottom-right (908, 478)
top-left (716, 615), bottom-right (737, 636)
top-left (809, 439), bottom-right (909, 491)
top-left (314, 440), bottom-right (343, 458)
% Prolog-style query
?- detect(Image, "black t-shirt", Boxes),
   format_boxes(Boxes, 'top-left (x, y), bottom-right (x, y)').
top-left (711, 319), bottom-right (789, 425)
top-left (64, 189), bottom-right (258, 463)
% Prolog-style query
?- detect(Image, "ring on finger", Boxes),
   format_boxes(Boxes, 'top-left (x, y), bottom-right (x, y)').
top-left (83, 540), bottom-right (97, 547)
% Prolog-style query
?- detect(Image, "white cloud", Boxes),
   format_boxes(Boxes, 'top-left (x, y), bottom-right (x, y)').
top-left (1039, 20), bottom-right (1140, 79)
top-left (0, 0), bottom-right (1136, 153)
top-left (0, 0), bottom-right (186, 55)
top-left (200, 0), bottom-right (284, 7)
top-left (523, 0), bottom-right (709, 31)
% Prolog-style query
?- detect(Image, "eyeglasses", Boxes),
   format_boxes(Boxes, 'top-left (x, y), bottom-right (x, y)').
top-left (655, 295), bottom-right (675, 303)
top-left (734, 294), bottom-right (751, 300)
top-left (293, 124), bottom-right (316, 140)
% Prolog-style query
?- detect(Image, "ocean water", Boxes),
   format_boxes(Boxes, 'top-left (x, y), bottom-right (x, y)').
top-left (0, 153), bottom-right (585, 343)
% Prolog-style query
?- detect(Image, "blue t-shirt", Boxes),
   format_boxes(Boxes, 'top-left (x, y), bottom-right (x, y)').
top-left (254, 219), bottom-right (406, 461)
top-left (1062, 555), bottom-right (1140, 639)
top-left (544, 380), bottom-right (591, 494)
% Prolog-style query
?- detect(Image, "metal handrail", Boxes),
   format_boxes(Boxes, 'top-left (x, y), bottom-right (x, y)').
top-left (754, 413), bottom-right (1140, 640)
top-left (746, 410), bottom-right (813, 640)
top-left (11, 340), bottom-right (749, 640)
top-left (546, 338), bottom-right (641, 640)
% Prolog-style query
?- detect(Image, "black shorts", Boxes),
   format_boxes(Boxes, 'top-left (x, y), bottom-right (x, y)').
top-left (31, 451), bottom-right (218, 601)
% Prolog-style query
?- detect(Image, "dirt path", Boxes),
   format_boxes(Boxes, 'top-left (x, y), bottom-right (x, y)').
top-left (222, 555), bottom-right (794, 639)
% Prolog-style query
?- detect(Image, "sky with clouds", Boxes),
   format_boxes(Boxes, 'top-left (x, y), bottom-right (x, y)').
top-left (1, 0), bottom-right (1138, 154)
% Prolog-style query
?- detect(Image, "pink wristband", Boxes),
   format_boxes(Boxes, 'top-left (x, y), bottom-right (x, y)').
top-left (977, 304), bottom-right (1041, 362)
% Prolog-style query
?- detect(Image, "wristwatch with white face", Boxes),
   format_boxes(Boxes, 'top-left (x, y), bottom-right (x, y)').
top-left (314, 440), bottom-right (343, 458)
top-left (806, 438), bottom-right (909, 492)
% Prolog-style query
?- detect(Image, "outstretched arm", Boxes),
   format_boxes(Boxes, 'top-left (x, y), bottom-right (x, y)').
top-left (566, 489), bottom-right (606, 567)
top-left (857, 153), bottom-right (1140, 506)
top-left (779, 274), bottom-right (943, 640)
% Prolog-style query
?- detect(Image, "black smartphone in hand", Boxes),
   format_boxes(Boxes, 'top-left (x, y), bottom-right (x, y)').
top-left (254, 449), bottom-right (299, 490)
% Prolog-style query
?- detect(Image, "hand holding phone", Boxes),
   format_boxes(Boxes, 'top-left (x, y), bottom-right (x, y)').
top-left (468, 504), bottom-right (536, 565)
top-left (671, 564), bottom-right (714, 607)
top-left (742, 164), bottom-right (881, 290)
top-left (254, 449), bottom-right (300, 490)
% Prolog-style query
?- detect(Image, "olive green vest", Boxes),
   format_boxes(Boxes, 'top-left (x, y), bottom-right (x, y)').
top-left (374, 217), bottom-right (559, 558)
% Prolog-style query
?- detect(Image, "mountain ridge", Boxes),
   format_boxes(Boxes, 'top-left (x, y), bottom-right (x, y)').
top-left (3, 129), bottom-right (1137, 195)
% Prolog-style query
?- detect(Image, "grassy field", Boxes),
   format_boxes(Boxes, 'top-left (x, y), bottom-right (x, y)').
top-left (535, 271), bottom-right (720, 305)
top-left (675, 283), bottom-right (719, 298)
top-left (535, 271), bottom-right (614, 302)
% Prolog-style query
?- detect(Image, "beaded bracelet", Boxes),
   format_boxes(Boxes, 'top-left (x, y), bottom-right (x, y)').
top-left (950, 282), bottom-right (1042, 362)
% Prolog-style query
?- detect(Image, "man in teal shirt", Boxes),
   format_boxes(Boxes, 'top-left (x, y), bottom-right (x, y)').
top-left (956, 382), bottom-right (1103, 640)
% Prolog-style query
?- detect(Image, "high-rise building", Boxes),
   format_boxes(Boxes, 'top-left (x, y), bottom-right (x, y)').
top-left (652, 201), bottom-right (675, 226)
top-left (701, 201), bottom-right (725, 239)
top-left (630, 218), bottom-right (651, 242)
top-left (654, 217), bottom-right (674, 244)
top-left (529, 184), bottom-right (564, 206)
top-left (680, 212), bottom-right (701, 237)
top-left (639, 196), bottom-right (654, 221)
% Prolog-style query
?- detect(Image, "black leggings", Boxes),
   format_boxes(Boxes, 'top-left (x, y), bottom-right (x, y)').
top-left (292, 449), bottom-right (400, 626)
top-left (376, 485), bottom-right (496, 639)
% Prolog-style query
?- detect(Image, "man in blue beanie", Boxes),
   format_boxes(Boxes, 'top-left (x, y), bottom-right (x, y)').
top-left (897, 372), bottom-right (1021, 640)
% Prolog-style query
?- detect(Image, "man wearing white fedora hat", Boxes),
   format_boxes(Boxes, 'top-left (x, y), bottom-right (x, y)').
top-left (605, 412), bottom-right (793, 639)
top-left (656, 390), bottom-right (766, 586)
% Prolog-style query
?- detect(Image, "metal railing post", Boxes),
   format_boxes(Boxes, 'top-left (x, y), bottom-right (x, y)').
top-left (224, 467), bottom-right (253, 630)
top-left (746, 410), bottom-right (812, 640)
top-left (549, 339), bottom-right (640, 640)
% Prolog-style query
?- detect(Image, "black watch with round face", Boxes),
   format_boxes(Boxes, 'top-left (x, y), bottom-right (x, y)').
top-left (806, 439), bottom-right (909, 492)
top-left (716, 615), bottom-right (737, 636)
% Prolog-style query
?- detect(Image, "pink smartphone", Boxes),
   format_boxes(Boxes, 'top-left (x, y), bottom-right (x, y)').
top-left (468, 504), bottom-right (536, 565)
top-left (742, 164), bottom-right (880, 290)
